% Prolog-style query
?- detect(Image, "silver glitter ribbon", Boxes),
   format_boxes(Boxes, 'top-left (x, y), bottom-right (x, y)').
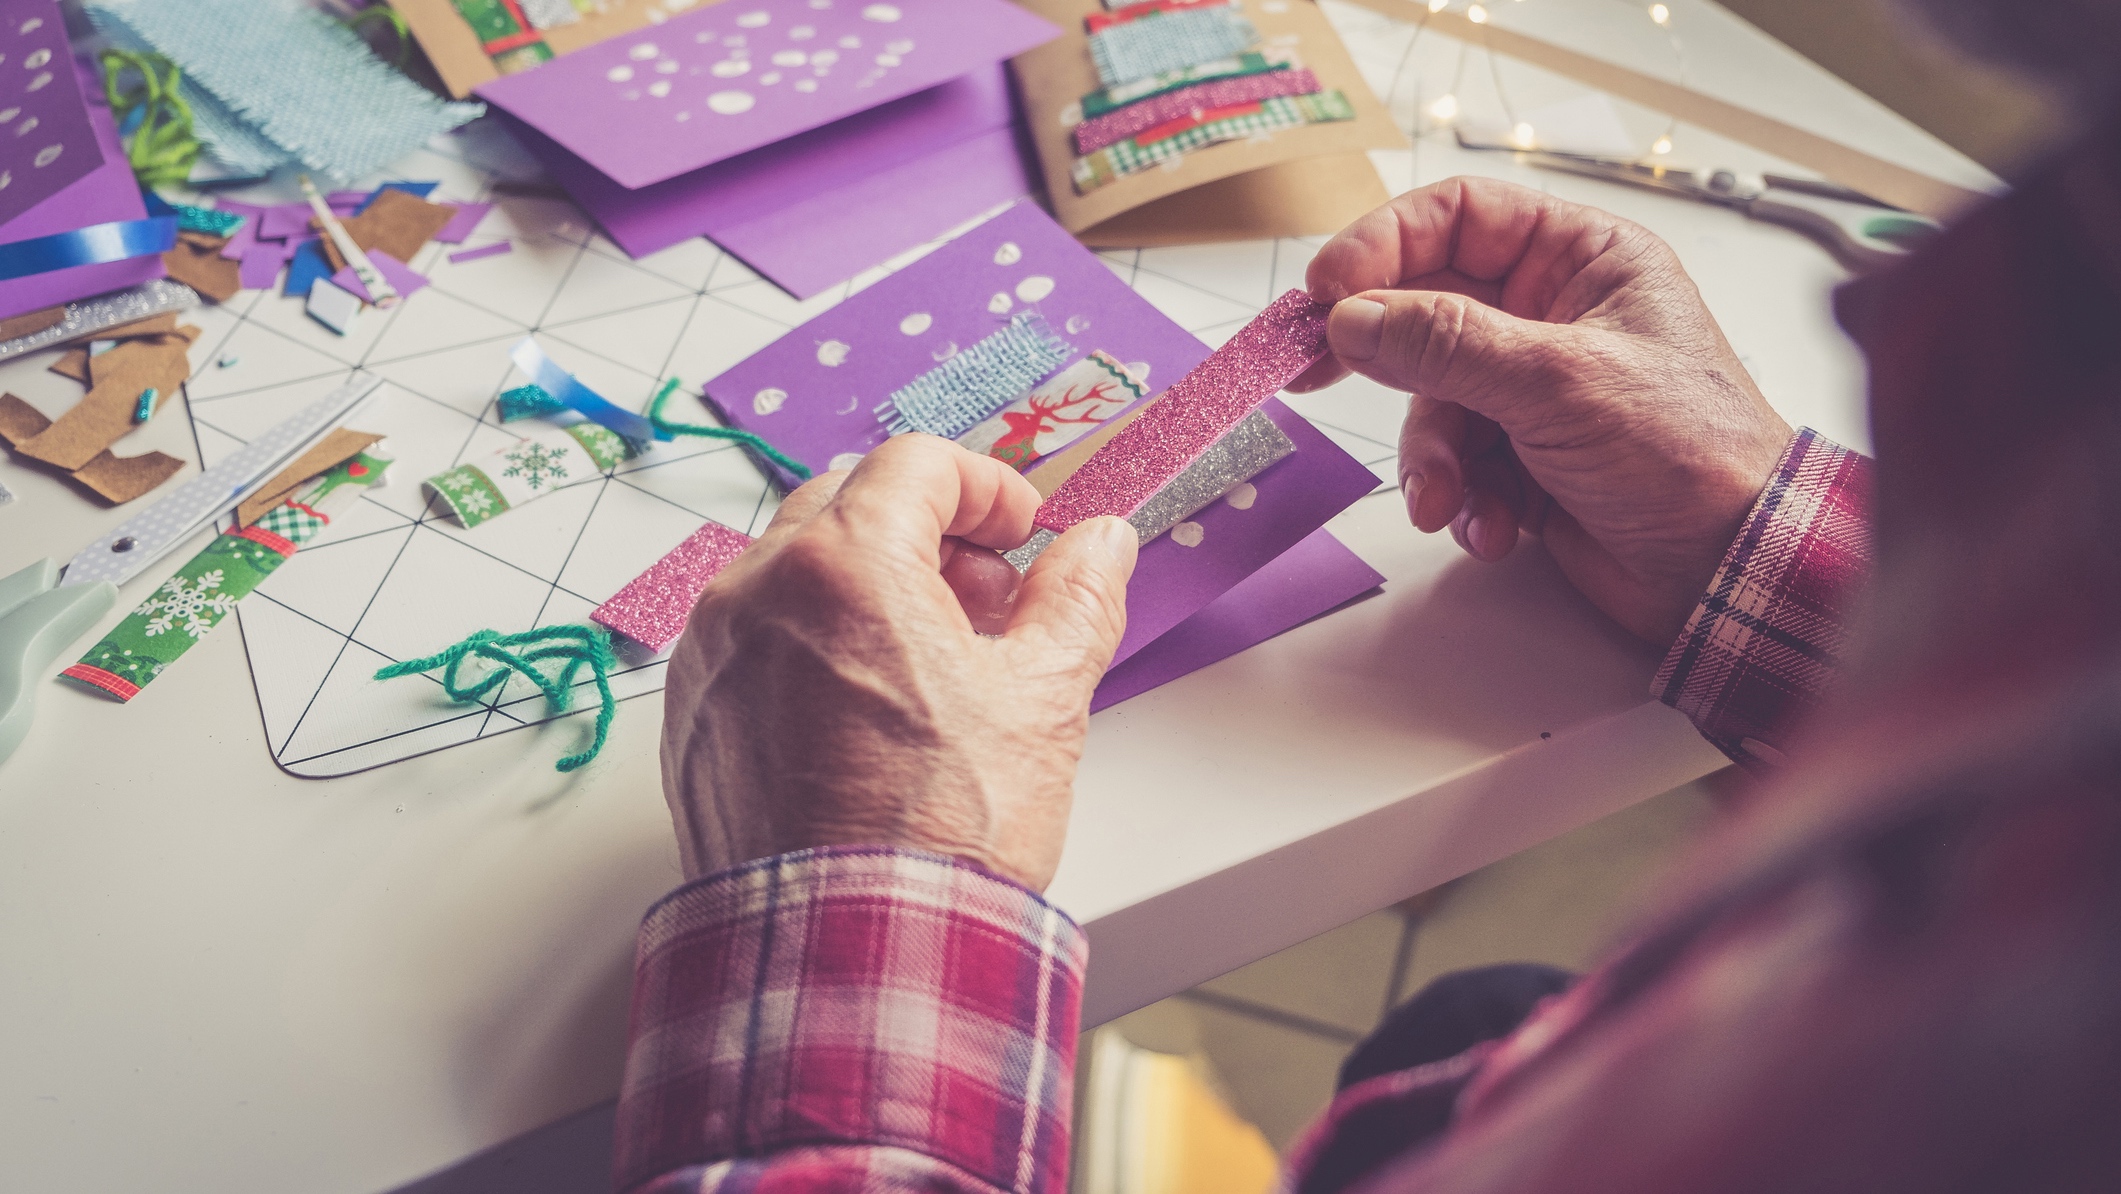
top-left (1006, 410), bottom-right (1293, 571)
top-left (0, 279), bottom-right (200, 362)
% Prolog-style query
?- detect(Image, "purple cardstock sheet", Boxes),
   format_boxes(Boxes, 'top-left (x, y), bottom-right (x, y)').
top-left (0, 3), bottom-right (102, 230)
top-left (511, 65), bottom-right (1033, 297)
top-left (1093, 528), bottom-right (1384, 711)
top-left (475, 0), bottom-right (1060, 190)
top-left (0, 59), bottom-right (159, 322)
top-left (706, 200), bottom-right (1211, 486)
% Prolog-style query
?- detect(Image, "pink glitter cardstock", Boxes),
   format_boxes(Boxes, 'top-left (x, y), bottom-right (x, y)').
top-left (1035, 289), bottom-right (1331, 532)
top-left (592, 520), bottom-right (755, 652)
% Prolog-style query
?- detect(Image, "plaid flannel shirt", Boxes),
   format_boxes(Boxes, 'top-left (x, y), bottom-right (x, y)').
top-left (611, 429), bottom-right (1873, 1193)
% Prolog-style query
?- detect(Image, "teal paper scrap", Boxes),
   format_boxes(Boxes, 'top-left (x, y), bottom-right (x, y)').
top-left (85, 0), bottom-right (482, 180)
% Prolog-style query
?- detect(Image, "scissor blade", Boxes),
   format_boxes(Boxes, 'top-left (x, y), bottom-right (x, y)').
top-left (60, 372), bottom-right (384, 588)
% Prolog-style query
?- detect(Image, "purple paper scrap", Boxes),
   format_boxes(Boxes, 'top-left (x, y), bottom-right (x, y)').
top-left (474, 0), bottom-right (1061, 190)
top-left (258, 202), bottom-right (319, 241)
top-left (433, 201), bottom-right (492, 244)
top-left (215, 200), bottom-right (266, 259)
top-left (447, 240), bottom-right (512, 264)
top-left (237, 241), bottom-right (284, 289)
top-left (329, 250), bottom-right (428, 303)
top-left (1092, 528), bottom-right (1384, 711)
top-left (0, 4), bottom-right (103, 230)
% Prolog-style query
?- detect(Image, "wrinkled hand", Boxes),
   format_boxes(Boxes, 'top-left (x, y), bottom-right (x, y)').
top-left (660, 434), bottom-right (1138, 891)
top-left (1292, 176), bottom-right (1792, 644)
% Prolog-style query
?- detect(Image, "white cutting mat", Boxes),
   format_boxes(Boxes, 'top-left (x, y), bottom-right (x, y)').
top-left (178, 126), bottom-right (1406, 777)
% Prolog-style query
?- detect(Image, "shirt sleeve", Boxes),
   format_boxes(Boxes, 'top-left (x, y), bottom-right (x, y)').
top-left (611, 846), bottom-right (1086, 1194)
top-left (1653, 428), bottom-right (1875, 769)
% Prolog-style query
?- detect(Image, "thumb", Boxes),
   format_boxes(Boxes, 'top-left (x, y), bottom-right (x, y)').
top-left (1327, 289), bottom-right (1573, 421)
top-left (1004, 515), bottom-right (1137, 681)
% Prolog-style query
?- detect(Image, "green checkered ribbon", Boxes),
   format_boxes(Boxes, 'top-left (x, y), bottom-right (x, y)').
top-left (1072, 90), bottom-right (1356, 193)
top-left (1086, 7), bottom-right (1259, 89)
top-left (1080, 51), bottom-right (1283, 119)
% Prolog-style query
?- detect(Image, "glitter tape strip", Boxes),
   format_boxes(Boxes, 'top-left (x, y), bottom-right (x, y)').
top-left (425, 421), bottom-right (637, 529)
top-left (1086, 0), bottom-right (1238, 34)
top-left (1035, 289), bottom-right (1330, 532)
top-left (1086, 7), bottom-right (1260, 89)
top-left (1072, 90), bottom-right (1355, 193)
top-left (1074, 68), bottom-right (1322, 154)
top-left (60, 450), bottom-right (389, 702)
top-left (0, 279), bottom-right (198, 362)
top-left (955, 349), bottom-right (1145, 471)
top-left (1006, 409), bottom-right (1292, 570)
top-left (591, 519), bottom-right (755, 653)
top-left (1079, 51), bottom-right (1284, 119)
top-left (511, 338), bottom-right (661, 449)
top-left (877, 312), bottom-right (1073, 440)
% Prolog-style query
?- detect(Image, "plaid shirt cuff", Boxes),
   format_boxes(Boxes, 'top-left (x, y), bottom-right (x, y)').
top-left (1654, 429), bottom-right (1874, 768)
top-left (614, 846), bottom-right (1087, 1194)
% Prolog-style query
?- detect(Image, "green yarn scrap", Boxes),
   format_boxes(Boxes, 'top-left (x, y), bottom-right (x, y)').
top-left (497, 383), bottom-right (569, 423)
top-left (375, 625), bottom-right (618, 772)
top-left (172, 203), bottom-right (243, 237)
top-left (647, 377), bottom-right (813, 482)
top-left (98, 48), bottom-right (201, 191)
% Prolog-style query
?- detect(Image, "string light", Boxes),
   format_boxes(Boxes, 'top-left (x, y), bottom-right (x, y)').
top-left (1649, 3), bottom-right (1669, 24)
top-left (1510, 121), bottom-right (1536, 147)
top-left (1466, 4), bottom-right (1489, 22)
top-left (1427, 0), bottom-right (1448, 11)
top-left (1650, 134), bottom-right (1673, 155)
top-left (1427, 92), bottom-right (1459, 120)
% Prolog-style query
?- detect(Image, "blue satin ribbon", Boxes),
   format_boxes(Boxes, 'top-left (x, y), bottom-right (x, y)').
top-left (509, 338), bottom-right (664, 450)
top-left (0, 216), bottom-right (179, 281)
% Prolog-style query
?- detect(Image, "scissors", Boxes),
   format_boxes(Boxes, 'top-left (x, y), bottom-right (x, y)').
top-left (0, 372), bottom-right (382, 765)
top-left (1458, 133), bottom-right (1943, 273)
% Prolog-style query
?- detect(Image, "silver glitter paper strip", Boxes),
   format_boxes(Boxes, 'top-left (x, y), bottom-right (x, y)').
top-left (0, 280), bottom-right (200, 362)
top-left (1006, 411), bottom-right (1293, 572)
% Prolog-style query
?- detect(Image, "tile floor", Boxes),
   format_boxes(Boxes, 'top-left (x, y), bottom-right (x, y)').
top-left (1088, 771), bottom-right (1741, 1158)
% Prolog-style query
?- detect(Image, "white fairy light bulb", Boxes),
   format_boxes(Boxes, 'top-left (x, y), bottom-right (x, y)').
top-left (1511, 121), bottom-right (1536, 147)
top-left (1467, 3), bottom-right (1488, 22)
top-left (1651, 134), bottom-right (1673, 155)
top-left (1428, 93), bottom-right (1459, 120)
top-left (1649, 3), bottom-right (1670, 24)
top-left (1427, 0), bottom-right (1448, 11)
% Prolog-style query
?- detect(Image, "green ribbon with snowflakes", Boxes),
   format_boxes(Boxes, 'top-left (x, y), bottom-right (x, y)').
top-left (425, 421), bottom-right (637, 529)
top-left (61, 451), bottom-right (391, 702)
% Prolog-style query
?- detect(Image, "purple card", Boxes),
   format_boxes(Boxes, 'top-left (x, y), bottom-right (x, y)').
top-left (707, 201), bottom-right (1210, 487)
top-left (510, 65), bottom-right (1033, 297)
top-left (0, 59), bottom-right (159, 322)
top-left (237, 241), bottom-right (284, 289)
top-left (474, 0), bottom-right (1060, 190)
top-left (0, 4), bottom-right (102, 229)
top-left (1093, 528), bottom-right (1384, 711)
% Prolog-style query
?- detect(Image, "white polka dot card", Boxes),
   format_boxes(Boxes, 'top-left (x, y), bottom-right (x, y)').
top-left (0, 1), bottom-right (102, 230)
top-left (473, 0), bottom-right (1061, 190)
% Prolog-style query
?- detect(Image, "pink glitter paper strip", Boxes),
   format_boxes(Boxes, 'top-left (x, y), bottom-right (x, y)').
top-left (1035, 288), bottom-right (1331, 532)
top-left (1073, 69), bottom-right (1322, 154)
top-left (591, 520), bottom-right (756, 652)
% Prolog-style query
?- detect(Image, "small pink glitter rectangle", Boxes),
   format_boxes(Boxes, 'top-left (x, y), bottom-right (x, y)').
top-left (1074, 70), bottom-right (1323, 154)
top-left (1035, 288), bottom-right (1331, 532)
top-left (591, 520), bottom-right (756, 652)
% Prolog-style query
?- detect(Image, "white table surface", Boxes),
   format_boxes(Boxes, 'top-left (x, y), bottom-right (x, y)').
top-left (0, 3), bottom-right (1988, 1191)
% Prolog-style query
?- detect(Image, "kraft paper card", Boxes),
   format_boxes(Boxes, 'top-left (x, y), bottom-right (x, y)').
top-left (389, 0), bottom-right (686, 99)
top-left (473, 0), bottom-right (1061, 190)
top-left (1011, 0), bottom-right (1400, 246)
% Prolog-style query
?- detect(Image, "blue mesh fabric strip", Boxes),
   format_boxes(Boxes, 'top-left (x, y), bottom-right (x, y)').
top-left (880, 313), bottom-right (1073, 439)
top-left (85, 0), bottom-right (482, 181)
top-left (1087, 9), bottom-right (1260, 89)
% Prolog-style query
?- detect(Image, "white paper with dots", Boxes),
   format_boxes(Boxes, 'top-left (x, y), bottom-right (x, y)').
top-left (473, 0), bottom-right (1061, 189)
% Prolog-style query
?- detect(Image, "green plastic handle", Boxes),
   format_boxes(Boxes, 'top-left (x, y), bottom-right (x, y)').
top-left (0, 559), bottom-right (118, 767)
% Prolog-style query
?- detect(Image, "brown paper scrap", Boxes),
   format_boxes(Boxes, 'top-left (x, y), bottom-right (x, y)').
top-left (317, 189), bottom-right (458, 271)
top-left (235, 427), bottom-right (385, 527)
top-left (16, 327), bottom-right (198, 471)
top-left (1332, 0), bottom-right (1984, 220)
top-left (49, 347), bottom-right (90, 382)
top-left (1012, 0), bottom-right (1404, 242)
top-left (0, 305), bottom-right (66, 342)
top-left (163, 239), bottom-right (243, 303)
top-left (0, 392), bottom-right (186, 504)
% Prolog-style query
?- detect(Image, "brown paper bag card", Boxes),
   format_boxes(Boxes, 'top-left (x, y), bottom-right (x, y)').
top-left (0, 392), bottom-right (186, 504)
top-left (1012, 0), bottom-right (1403, 246)
top-left (388, 0), bottom-right (681, 98)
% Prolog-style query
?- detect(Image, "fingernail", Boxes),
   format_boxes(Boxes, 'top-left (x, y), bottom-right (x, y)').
top-left (1467, 512), bottom-right (1490, 558)
top-left (1095, 516), bottom-right (1138, 559)
top-left (1400, 470), bottom-right (1423, 524)
top-left (1331, 298), bottom-right (1386, 362)
top-left (1449, 511), bottom-right (1473, 554)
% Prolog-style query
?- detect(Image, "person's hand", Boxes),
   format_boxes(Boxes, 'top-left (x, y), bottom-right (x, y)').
top-left (1291, 176), bottom-right (1793, 645)
top-left (659, 434), bottom-right (1138, 891)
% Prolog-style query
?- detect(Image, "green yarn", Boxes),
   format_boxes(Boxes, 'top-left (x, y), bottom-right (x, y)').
top-left (647, 377), bottom-right (814, 481)
top-left (341, 4), bottom-right (414, 70)
top-left (375, 624), bottom-right (618, 772)
top-left (99, 49), bottom-right (202, 191)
